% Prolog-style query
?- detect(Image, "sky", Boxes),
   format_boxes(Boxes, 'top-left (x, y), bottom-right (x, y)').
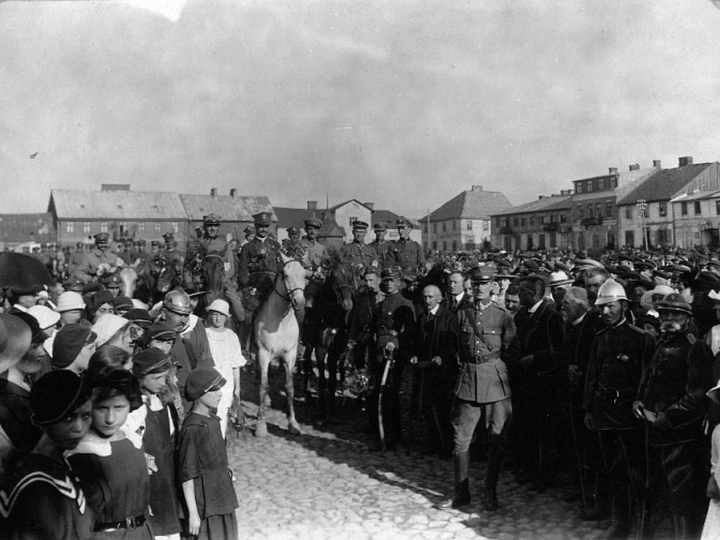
top-left (2, 0), bottom-right (720, 219)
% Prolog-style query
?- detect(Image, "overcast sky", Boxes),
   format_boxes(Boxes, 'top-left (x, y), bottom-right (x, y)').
top-left (2, 0), bottom-right (720, 218)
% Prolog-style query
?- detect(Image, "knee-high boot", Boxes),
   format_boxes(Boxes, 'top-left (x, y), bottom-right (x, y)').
top-left (437, 451), bottom-right (471, 509)
top-left (485, 437), bottom-right (503, 511)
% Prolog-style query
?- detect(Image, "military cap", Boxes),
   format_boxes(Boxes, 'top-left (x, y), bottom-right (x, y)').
top-left (380, 267), bottom-right (401, 281)
top-left (352, 220), bottom-right (369, 231)
top-left (135, 239), bottom-right (146, 246)
top-left (122, 308), bottom-right (153, 327)
top-left (287, 226), bottom-right (300, 235)
top-left (656, 293), bottom-right (692, 315)
top-left (185, 367), bottom-right (226, 401)
top-left (373, 222), bottom-right (388, 232)
top-left (304, 217), bottom-right (323, 229)
top-left (396, 218), bottom-right (413, 229)
top-left (253, 212), bottom-right (272, 227)
top-left (244, 226), bottom-right (255, 234)
top-left (203, 213), bottom-right (221, 226)
top-left (63, 277), bottom-right (86, 292)
top-left (162, 232), bottom-right (175, 243)
top-left (94, 232), bottom-right (110, 244)
top-left (102, 275), bottom-right (122, 288)
top-left (151, 240), bottom-right (160, 247)
top-left (141, 322), bottom-right (178, 346)
top-left (470, 265), bottom-right (496, 283)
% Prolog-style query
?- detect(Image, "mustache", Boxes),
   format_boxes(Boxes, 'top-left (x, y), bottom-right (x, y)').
top-left (660, 320), bottom-right (683, 333)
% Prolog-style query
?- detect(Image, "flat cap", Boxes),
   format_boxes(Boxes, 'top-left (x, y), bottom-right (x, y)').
top-left (132, 348), bottom-right (173, 378)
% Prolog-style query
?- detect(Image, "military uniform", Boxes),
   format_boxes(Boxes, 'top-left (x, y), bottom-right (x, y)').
top-left (387, 218), bottom-right (425, 274)
top-left (238, 212), bottom-right (282, 308)
top-left (370, 223), bottom-right (391, 269)
top-left (73, 233), bottom-right (124, 284)
top-left (340, 220), bottom-right (377, 270)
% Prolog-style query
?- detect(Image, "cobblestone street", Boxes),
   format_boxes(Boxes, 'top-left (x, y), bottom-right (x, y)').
top-left (227, 365), bottom-right (678, 540)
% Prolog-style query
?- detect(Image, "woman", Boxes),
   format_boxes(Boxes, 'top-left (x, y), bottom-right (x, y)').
top-left (204, 299), bottom-right (245, 438)
top-left (0, 370), bottom-right (95, 539)
top-left (86, 291), bottom-right (115, 324)
top-left (67, 369), bottom-right (153, 539)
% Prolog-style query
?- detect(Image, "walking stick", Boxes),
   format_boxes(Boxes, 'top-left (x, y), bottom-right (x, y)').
top-left (378, 348), bottom-right (394, 452)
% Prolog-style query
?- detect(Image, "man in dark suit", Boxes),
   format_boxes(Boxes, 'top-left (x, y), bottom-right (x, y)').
top-left (511, 274), bottom-right (565, 490)
top-left (409, 284), bottom-right (459, 458)
top-left (445, 270), bottom-right (472, 313)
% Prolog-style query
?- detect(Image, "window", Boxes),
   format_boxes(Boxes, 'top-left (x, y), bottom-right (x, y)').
top-left (100, 222), bottom-right (107, 233)
top-left (694, 201), bottom-right (701, 215)
top-left (432, 241), bottom-right (437, 250)
top-left (513, 217), bottom-right (519, 227)
top-left (529, 216), bottom-right (535, 226)
top-left (576, 183), bottom-right (583, 194)
top-left (452, 241), bottom-right (457, 251)
top-left (560, 214), bottom-right (567, 223)
top-left (521, 218), bottom-right (527, 226)
top-left (452, 221), bottom-right (456, 231)
top-left (433, 223), bottom-right (437, 233)
top-left (576, 205), bottom-right (583, 219)
top-left (659, 202), bottom-right (667, 217)
top-left (65, 221), bottom-right (74, 233)
top-left (716, 201), bottom-right (720, 216)
top-left (442, 222), bottom-right (446, 232)
top-left (587, 204), bottom-right (594, 218)
top-left (610, 178), bottom-right (617, 189)
top-left (605, 201), bottom-right (612, 218)
top-left (83, 222), bottom-right (91, 234)
top-left (442, 241), bottom-right (447, 251)
top-left (467, 221), bottom-right (473, 230)
top-left (171, 222), bottom-right (178, 233)
top-left (599, 178), bottom-right (605, 191)
top-left (681, 202), bottom-right (688, 216)
top-left (154, 223), bottom-right (162, 233)
top-left (483, 221), bottom-right (489, 231)
top-left (138, 223), bottom-right (145, 233)
top-left (595, 203), bottom-right (602, 216)
top-left (625, 207), bottom-right (632, 220)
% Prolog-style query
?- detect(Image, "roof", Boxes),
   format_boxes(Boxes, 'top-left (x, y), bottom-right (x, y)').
top-left (326, 199), bottom-right (374, 213)
top-left (430, 188), bottom-right (512, 222)
top-left (372, 209), bottom-right (420, 229)
top-left (491, 194), bottom-right (572, 217)
top-left (273, 207), bottom-right (325, 229)
top-left (616, 163), bottom-right (714, 205)
top-left (0, 213), bottom-right (56, 244)
top-left (49, 189), bottom-right (186, 220)
top-left (670, 189), bottom-right (720, 203)
top-left (179, 194), bottom-right (274, 222)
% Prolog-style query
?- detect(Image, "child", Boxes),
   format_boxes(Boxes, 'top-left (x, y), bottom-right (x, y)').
top-left (703, 380), bottom-right (720, 539)
top-left (178, 367), bottom-right (238, 540)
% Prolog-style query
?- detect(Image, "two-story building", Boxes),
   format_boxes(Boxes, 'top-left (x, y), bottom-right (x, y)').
top-left (425, 185), bottom-right (512, 252)
top-left (670, 190), bottom-right (720, 249)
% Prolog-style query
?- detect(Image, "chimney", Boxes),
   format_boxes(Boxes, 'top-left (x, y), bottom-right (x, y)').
top-left (307, 201), bottom-right (317, 211)
top-left (538, 195), bottom-right (545, 200)
top-left (364, 202), bottom-right (374, 211)
top-left (471, 185), bottom-right (483, 192)
top-left (609, 167), bottom-right (618, 174)
top-left (629, 164), bottom-right (640, 171)
top-left (230, 188), bottom-right (237, 198)
top-left (679, 156), bottom-right (693, 167)
top-left (653, 160), bottom-right (662, 168)
top-left (210, 188), bottom-right (217, 197)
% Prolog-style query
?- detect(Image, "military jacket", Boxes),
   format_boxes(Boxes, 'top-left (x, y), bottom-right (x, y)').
top-left (583, 319), bottom-right (655, 430)
top-left (370, 240), bottom-right (391, 269)
top-left (340, 241), bottom-right (376, 269)
top-left (454, 301), bottom-right (519, 404)
top-left (388, 238), bottom-right (425, 272)
top-left (299, 238), bottom-right (327, 270)
top-left (196, 236), bottom-right (234, 282)
top-left (73, 249), bottom-right (122, 283)
top-left (372, 291), bottom-right (416, 360)
top-left (238, 237), bottom-right (282, 287)
top-left (638, 331), bottom-right (713, 445)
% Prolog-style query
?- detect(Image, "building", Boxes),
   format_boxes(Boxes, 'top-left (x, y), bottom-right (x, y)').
top-left (491, 193), bottom-right (572, 252)
top-left (272, 201), bottom-right (325, 242)
top-left (324, 199), bottom-right (374, 243)
top-left (570, 164), bottom-right (657, 252)
top-left (670, 190), bottom-right (720, 249)
top-left (616, 157), bottom-right (720, 249)
top-left (0, 213), bottom-right (56, 251)
top-left (48, 185), bottom-right (187, 247)
top-left (425, 185), bottom-right (513, 252)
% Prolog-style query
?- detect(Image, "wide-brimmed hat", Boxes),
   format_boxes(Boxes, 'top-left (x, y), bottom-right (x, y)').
top-left (56, 291), bottom-right (86, 312)
top-left (0, 313), bottom-right (32, 374)
top-left (92, 314), bottom-right (130, 347)
top-left (27, 304), bottom-right (61, 331)
top-left (31, 370), bottom-right (91, 426)
top-left (207, 299), bottom-right (230, 317)
top-left (549, 270), bottom-right (573, 288)
top-left (639, 285), bottom-right (676, 312)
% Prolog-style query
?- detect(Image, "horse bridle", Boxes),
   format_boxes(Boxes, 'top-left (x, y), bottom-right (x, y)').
top-left (273, 259), bottom-right (305, 304)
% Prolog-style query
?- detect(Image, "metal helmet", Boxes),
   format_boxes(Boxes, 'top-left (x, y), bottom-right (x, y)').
top-left (656, 293), bottom-right (692, 316)
top-left (594, 279), bottom-right (628, 306)
top-left (163, 290), bottom-right (192, 315)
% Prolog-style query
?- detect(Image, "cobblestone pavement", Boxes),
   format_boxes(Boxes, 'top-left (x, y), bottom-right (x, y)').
top-left (228, 364), bottom-right (677, 540)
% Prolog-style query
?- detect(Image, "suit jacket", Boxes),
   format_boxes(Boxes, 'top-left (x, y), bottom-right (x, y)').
top-left (444, 293), bottom-right (473, 314)
top-left (513, 299), bottom-right (565, 390)
top-left (416, 306), bottom-right (459, 370)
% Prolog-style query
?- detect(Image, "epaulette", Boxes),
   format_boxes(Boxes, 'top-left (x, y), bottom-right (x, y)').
top-left (687, 333), bottom-right (697, 345)
top-left (627, 323), bottom-right (648, 335)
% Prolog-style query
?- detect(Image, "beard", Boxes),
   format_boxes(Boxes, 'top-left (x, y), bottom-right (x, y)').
top-left (660, 320), bottom-right (683, 334)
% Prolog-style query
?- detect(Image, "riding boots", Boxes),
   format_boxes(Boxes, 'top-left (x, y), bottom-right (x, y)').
top-left (437, 451), bottom-right (471, 509)
top-left (484, 437), bottom-right (503, 511)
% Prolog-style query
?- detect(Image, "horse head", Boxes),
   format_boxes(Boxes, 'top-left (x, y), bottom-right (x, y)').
top-left (155, 258), bottom-right (178, 295)
top-left (279, 252), bottom-right (306, 311)
top-left (329, 260), bottom-right (357, 313)
top-left (119, 266), bottom-right (138, 298)
top-left (201, 253), bottom-right (225, 302)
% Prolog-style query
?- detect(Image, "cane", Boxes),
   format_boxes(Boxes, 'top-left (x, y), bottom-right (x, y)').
top-left (378, 348), bottom-right (394, 452)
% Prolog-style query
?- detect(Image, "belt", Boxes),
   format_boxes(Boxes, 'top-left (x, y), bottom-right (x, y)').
top-left (595, 384), bottom-right (635, 402)
top-left (464, 353), bottom-right (500, 364)
top-left (379, 329), bottom-right (398, 337)
top-left (93, 515), bottom-right (146, 532)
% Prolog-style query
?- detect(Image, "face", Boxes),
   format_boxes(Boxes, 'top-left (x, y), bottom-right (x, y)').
top-left (209, 311), bottom-right (227, 329)
top-left (17, 294), bottom-right (38, 309)
top-left (473, 280), bottom-right (492, 301)
top-left (463, 279), bottom-right (473, 298)
top-left (199, 388), bottom-right (223, 409)
top-left (600, 300), bottom-right (624, 326)
top-left (552, 285), bottom-right (568, 305)
top-left (518, 282), bottom-right (536, 307)
top-left (305, 226), bottom-right (318, 241)
top-left (422, 287), bottom-right (441, 311)
top-left (74, 340), bottom-right (97, 372)
top-left (93, 303), bottom-right (114, 322)
top-left (255, 224), bottom-right (269, 239)
top-left (374, 230), bottom-right (386, 242)
top-left (505, 294), bottom-right (520, 314)
top-left (164, 308), bottom-right (189, 333)
top-left (60, 310), bottom-right (83, 325)
top-left (353, 229), bottom-right (366, 243)
top-left (447, 273), bottom-right (464, 296)
top-left (17, 343), bottom-right (49, 375)
top-left (642, 323), bottom-right (660, 339)
top-left (660, 310), bottom-right (690, 332)
top-left (382, 277), bottom-right (400, 296)
top-left (92, 395), bottom-right (131, 438)
top-left (149, 339), bottom-right (173, 354)
top-left (397, 225), bottom-right (410, 240)
top-left (141, 371), bottom-right (170, 395)
top-left (585, 274), bottom-right (607, 304)
top-left (97, 242), bottom-right (108, 252)
top-left (561, 295), bottom-right (584, 323)
top-left (229, 239), bottom-right (239, 251)
top-left (45, 400), bottom-right (92, 450)
top-left (204, 224), bottom-right (219, 239)
top-left (364, 272), bottom-right (380, 292)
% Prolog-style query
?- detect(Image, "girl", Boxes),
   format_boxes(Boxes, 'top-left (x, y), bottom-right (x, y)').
top-left (67, 369), bottom-right (153, 539)
top-left (178, 367), bottom-right (238, 540)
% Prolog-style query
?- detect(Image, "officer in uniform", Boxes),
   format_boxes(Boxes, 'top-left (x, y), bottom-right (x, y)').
top-left (282, 226), bottom-right (304, 259)
top-left (340, 220), bottom-right (376, 270)
top-left (66, 242), bottom-right (86, 277)
top-left (633, 294), bottom-right (713, 538)
top-left (192, 214), bottom-right (245, 324)
top-left (238, 211), bottom-right (282, 312)
top-left (438, 266), bottom-right (519, 512)
top-left (370, 222), bottom-right (391, 269)
top-left (73, 232), bottom-right (125, 284)
top-left (150, 240), bottom-right (162, 262)
top-left (299, 217), bottom-right (327, 273)
top-left (134, 239), bottom-right (153, 271)
top-left (388, 218), bottom-right (425, 276)
top-left (369, 267), bottom-right (416, 449)
top-left (161, 232), bottom-right (184, 275)
top-left (583, 279), bottom-right (655, 539)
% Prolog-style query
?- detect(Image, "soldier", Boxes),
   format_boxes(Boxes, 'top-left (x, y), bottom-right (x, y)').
top-left (583, 279), bottom-right (655, 539)
top-left (282, 226), bottom-right (304, 259)
top-left (369, 267), bottom-right (416, 449)
top-left (438, 265), bottom-right (519, 512)
top-left (340, 220), bottom-right (376, 270)
top-left (633, 294), bottom-right (713, 538)
top-left (66, 242), bottom-right (86, 277)
top-left (134, 239), bottom-right (152, 271)
top-left (150, 239), bottom-right (162, 261)
top-left (299, 217), bottom-right (327, 273)
top-left (193, 214), bottom-right (245, 324)
top-left (73, 232), bottom-right (125, 284)
top-left (121, 238), bottom-right (137, 267)
top-left (161, 232), bottom-right (184, 275)
top-left (370, 222), bottom-right (391, 269)
top-left (241, 226), bottom-right (255, 247)
top-left (388, 218), bottom-right (425, 276)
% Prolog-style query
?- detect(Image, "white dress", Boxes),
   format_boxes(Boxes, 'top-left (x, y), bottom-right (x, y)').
top-left (702, 424), bottom-right (720, 539)
top-left (205, 327), bottom-right (246, 437)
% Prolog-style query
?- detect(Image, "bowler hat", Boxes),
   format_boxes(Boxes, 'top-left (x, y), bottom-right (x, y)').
top-left (30, 370), bottom-right (91, 426)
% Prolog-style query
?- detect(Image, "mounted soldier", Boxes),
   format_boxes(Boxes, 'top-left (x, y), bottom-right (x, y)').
top-left (72, 232), bottom-right (125, 284)
top-left (370, 222), bottom-right (391, 269)
top-left (340, 220), bottom-right (377, 272)
top-left (161, 232), bottom-right (184, 276)
top-left (388, 218), bottom-right (425, 277)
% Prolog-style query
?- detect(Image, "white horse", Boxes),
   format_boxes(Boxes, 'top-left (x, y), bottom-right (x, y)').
top-left (254, 253), bottom-right (306, 437)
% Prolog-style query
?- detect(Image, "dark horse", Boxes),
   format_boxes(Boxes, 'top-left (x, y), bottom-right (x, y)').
top-left (302, 253), bottom-right (359, 419)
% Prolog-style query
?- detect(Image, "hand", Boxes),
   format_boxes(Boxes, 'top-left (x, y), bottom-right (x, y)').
top-left (653, 411), bottom-right (669, 428)
top-left (409, 356), bottom-right (418, 365)
top-left (708, 476), bottom-right (720, 500)
top-left (431, 356), bottom-right (442, 366)
top-left (519, 354), bottom-right (534, 367)
top-left (188, 511), bottom-right (201, 536)
top-left (632, 400), bottom-right (645, 420)
top-left (144, 453), bottom-right (158, 474)
top-left (384, 342), bottom-right (396, 353)
top-left (583, 412), bottom-right (595, 431)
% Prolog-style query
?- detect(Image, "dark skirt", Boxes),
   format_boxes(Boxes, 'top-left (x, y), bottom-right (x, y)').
top-left (182, 511), bottom-right (237, 540)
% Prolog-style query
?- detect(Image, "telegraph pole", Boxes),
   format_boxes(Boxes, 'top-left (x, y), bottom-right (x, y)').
top-left (636, 199), bottom-right (647, 251)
